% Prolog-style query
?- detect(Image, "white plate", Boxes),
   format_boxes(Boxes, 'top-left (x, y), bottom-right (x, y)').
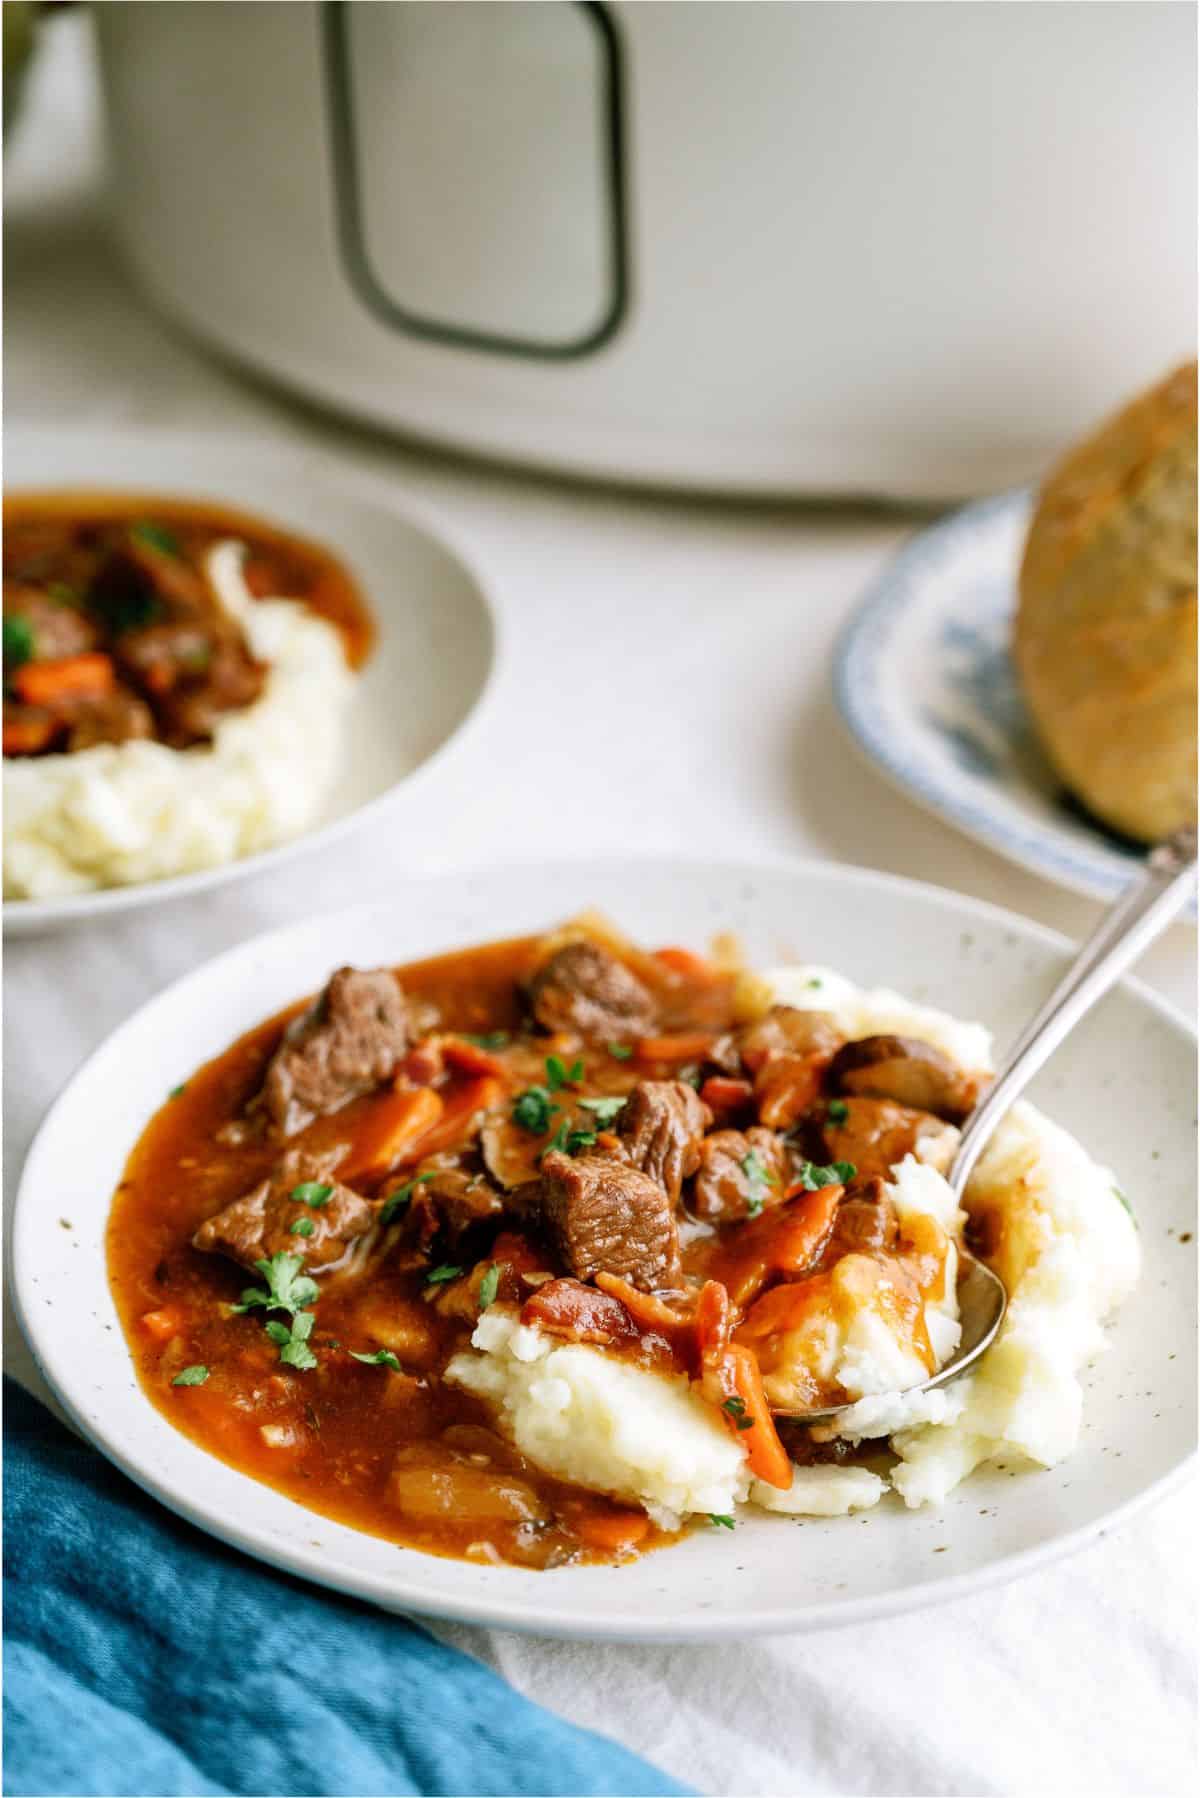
top-left (833, 491), bottom-right (1184, 906)
top-left (11, 857), bottom-right (1196, 1641)
top-left (3, 432), bottom-right (498, 935)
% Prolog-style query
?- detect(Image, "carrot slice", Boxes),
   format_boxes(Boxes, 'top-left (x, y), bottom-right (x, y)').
top-left (634, 1033), bottom-right (715, 1064)
top-left (397, 1074), bottom-right (504, 1163)
top-left (3, 711), bottom-right (57, 755)
top-left (337, 1086), bottom-right (444, 1182)
top-left (769, 1186), bottom-right (843, 1272)
top-left (442, 1036), bottom-right (508, 1078)
top-left (575, 1510), bottom-right (652, 1555)
top-left (699, 1075), bottom-right (753, 1120)
top-left (721, 1343), bottom-right (792, 1489)
top-left (654, 946), bottom-right (714, 980)
top-left (140, 1306), bottom-right (183, 1342)
top-left (13, 653), bottom-right (114, 709)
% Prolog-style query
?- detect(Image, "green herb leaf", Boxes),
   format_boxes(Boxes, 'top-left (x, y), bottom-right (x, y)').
top-left (577, 1096), bottom-right (626, 1126)
top-left (807, 978), bottom-right (823, 990)
top-left (477, 1263), bottom-right (502, 1311)
top-left (280, 1335), bottom-right (318, 1372)
top-left (289, 1217), bottom-right (315, 1237)
top-left (544, 1054), bottom-right (585, 1093)
top-left (513, 1085), bottom-right (559, 1135)
top-left (1112, 1186), bottom-right (1138, 1227)
top-left (463, 1031), bottom-right (509, 1050)
top-left (795, 1160), bottom-right (856, 1191)
top-left (264, 1319), bottom-right (291, 1346)
top-left (171, 1365), bottom-right (209, 1387)
top-left (291, 1182), bottom-right (333, 1208)
top-left (379, 1170), bottom-right (438, 1225)
top-left (707, 1513), bottom-right (736, 1530)
top-left (607, 1043), bottom-right (633, 1061)
top-left (234, 1251), bottom-right (319, 1317)
top-left (3, 614), bottom-right (34, 669)
top-left (741, 1149), bottom-right (776, 1217)
top-left (566, 1129), bottom-right (597, 1155)
top-left (350, 1348), bottom-right (402, 1371)
top-left (168, 1083), bottom-right (188, 1100)
top-left (426, 1264), bottom-right (463, 1285)
top-left (130, 520), bottom-right (180, 557)
top-left (826, 1099), bottom-right (849, 1123)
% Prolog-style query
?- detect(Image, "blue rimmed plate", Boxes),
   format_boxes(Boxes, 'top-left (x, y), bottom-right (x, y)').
top-left (834, 491), bottom-right (1165, 905)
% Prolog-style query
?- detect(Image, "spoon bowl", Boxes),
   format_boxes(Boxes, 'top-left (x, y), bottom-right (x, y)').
top-left (768, 1256), bottom-right (1007, 1424)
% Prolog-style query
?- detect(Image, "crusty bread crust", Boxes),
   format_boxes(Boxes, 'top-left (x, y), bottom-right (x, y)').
top-left (1015, 362), bottom-right (1197, 843)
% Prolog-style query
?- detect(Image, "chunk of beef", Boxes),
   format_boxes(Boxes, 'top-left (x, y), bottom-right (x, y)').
top-left (4, 584), bottom-right (100, 660)
top-left (192, 1148), bottom-right (375, 1273)
top-left (261, 967), bottom-right (413, 1136)
top-left (90, 537), bottom-right (210, 626)
top-left (528, 941), bottom-right (657, 1043)
top-left (112, 619), bottom-right (218, 697)
top-left (3, 700), bottom-right (59, 756)
top-left (153, 635), bottom-right (266, 745)
top-left (407, 1167), bottom-right (504, 1248)
top-left (736, 1006), bottom-right (842, 1128)
top-left (827, 1034), bottom-right (979, 1124)
top-left (809, 1096), bottom-right (957, 1182)
top-left (825, 1176), bottom-right (900, 1257)
top-left (690, 1124), bottom-right (790, 1222)
top-left (66, 686), bottom-right (155, 750)
top-left (617, 1080), bottom-right (712, 1203)
top-left (537, 1149), bottom-right (682, 1291)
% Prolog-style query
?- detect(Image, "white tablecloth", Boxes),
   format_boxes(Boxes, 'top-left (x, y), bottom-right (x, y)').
top-left (4, 18), bottom-right (1195, 1796)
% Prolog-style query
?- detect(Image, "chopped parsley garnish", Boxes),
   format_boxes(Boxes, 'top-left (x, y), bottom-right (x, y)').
top-left (130, 520), bottom-right (180, 557)
top-left (578, 1095), bottom-right (625, 1126)
top-left (426, 1264), bottom-right (463, 1285)
top-left (477, 1263), bottom-right (502, 1311)
top-left (807, 978), bottom-right (823, 989)
top-left (171, 1365), bottom-right (209, 1387)
top-left (1113, 1186), bottom-right (1137, 1227)
top-left (741, 1149), bottom-right (776, 1217)
top-left (350, 1348), bottom-right (402, 1371)
top-left (233, 1252), bottom-right (319, 1317)
top-left (3, 614), bottom-right (34, 670)
top-left (794, 1160), bottom-right (856, 1190)
top-left (168, 1083), bottom-right (188, 1100)
top-left (291, 1182), bottom-right (333, 1208)
top-left (289, 1217), bottom-right (315, 1237)
top-left (721, 1396), bottom-right (754, 1431)
top-left (826, 1099), bottom-right (849, 1123)
top-left (463, 1031), bottom-right (509, 1050)
top-left (607, 1043), bottom-right (633, 1061)
top-left (513, 1084), bottom-right (559, 1134)
top-left (545, 1054), bottom-right (584, 1092)
top-left (265, 1310), bottom-right (317, 1371)
top-left (707, 1513), bottom-right (736, 1530)
top-left (542, 1120), bottom-right (597, 1159)
top-left (379, 1170), bottom-right (437, 1224)
top-left (680, 1068), bottom-right (703, 1090)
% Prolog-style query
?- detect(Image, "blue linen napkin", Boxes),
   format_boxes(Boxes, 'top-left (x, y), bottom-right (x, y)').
top-left (3, 1379), bottom-right (692, 1798)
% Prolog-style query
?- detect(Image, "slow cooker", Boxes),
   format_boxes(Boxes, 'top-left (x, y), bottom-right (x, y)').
top-left (96, 0), bottom-right (1196, 498)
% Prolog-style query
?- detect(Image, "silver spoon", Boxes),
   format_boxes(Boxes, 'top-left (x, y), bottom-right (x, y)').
top-left (773, 827), bottom-right (1197, 1425)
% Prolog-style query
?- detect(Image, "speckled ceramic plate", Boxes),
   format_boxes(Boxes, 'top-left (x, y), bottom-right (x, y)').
top-left (834, 491), bottom-right (1187, 906)
top-left (11, 858), bottom-right (1197, 1640)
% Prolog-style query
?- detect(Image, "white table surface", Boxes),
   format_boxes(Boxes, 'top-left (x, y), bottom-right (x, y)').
top-left (4, 17), bottom-right (1195, 1797)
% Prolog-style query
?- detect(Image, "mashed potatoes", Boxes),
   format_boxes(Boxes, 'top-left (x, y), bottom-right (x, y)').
top-left (3, 542), bottom-right (353, 899)
top-left (447, 967), bottom-right (1139, 1526)
top-left (447, 1310), bottom-right (750, 1529)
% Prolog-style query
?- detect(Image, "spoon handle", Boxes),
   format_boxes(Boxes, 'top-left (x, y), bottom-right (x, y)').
top-left (950, 827), bottom-right (1197, 1197)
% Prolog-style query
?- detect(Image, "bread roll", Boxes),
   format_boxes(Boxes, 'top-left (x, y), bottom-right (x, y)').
top-left (1015, 361), bottom-right (1197, 844)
